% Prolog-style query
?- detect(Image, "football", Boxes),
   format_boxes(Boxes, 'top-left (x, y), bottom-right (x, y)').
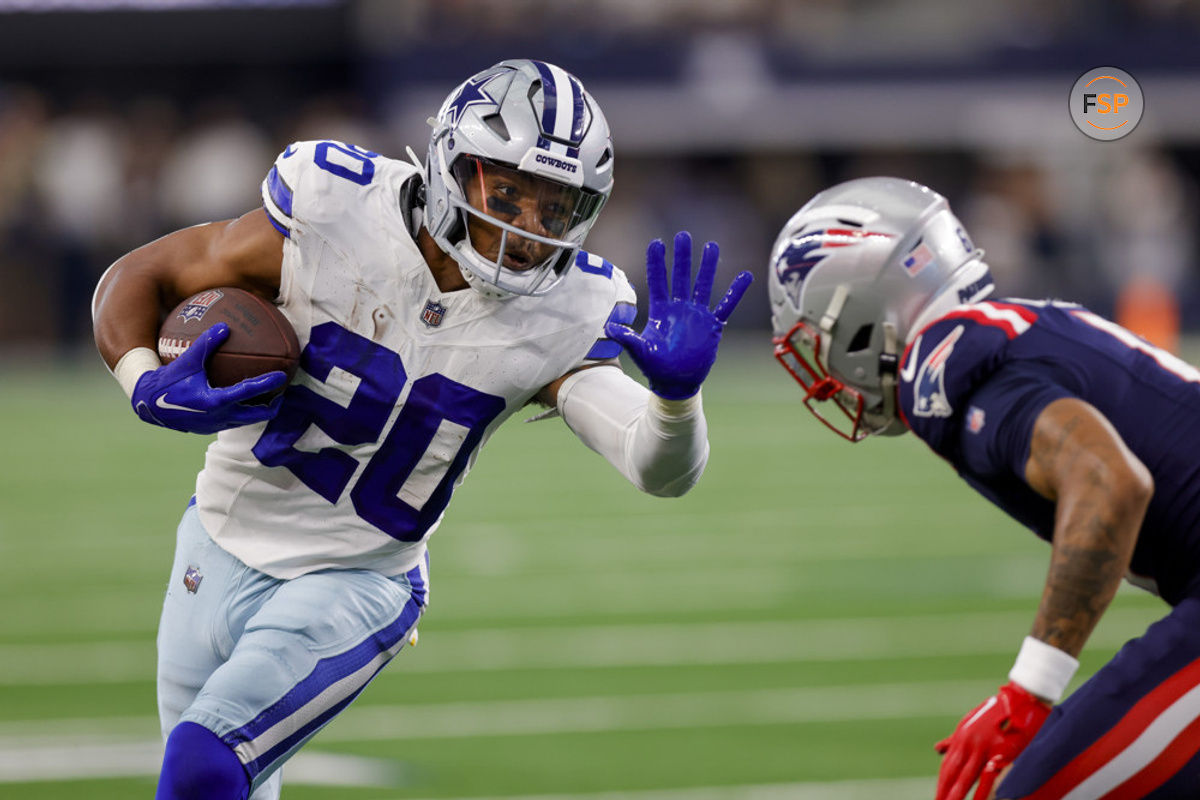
top-left (158, 287), bottom-right (300, 396)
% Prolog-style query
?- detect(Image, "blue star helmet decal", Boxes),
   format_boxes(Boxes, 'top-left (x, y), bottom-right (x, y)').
top-left (445, 72), bottom-right (501, 129)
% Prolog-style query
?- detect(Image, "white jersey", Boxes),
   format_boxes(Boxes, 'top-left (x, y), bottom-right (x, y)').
top-left (195, 140), bottom-right (636, 579)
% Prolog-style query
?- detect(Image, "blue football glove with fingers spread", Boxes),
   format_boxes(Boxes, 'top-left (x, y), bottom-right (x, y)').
top-left (606, 231), bottom-right (753, 400)
top-left (131, 323), bottom-right (287, 435)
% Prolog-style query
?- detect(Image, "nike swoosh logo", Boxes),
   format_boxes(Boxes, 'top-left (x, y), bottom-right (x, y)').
top-left (156, 394), bottom-right (203, 413)
top-left (964, 695), bottom-right (999, 728)
top-left (899, 335), bottom-right (920, 383)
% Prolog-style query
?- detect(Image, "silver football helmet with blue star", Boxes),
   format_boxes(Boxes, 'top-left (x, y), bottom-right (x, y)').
top-left (768, 177), bottom-right (995, 441)
top-left (424, 59), bottom-right (615, 298)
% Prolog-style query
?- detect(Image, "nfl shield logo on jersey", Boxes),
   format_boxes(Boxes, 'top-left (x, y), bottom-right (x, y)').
top-left (421, 300), bottom-right (446, 328)
top-left (178, 289), bottom-right (224, 322)
top-left (183, 565), bottom-right (203, 594)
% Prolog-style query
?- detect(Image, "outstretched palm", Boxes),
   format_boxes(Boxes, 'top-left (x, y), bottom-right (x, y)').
top-left (606, 232), bottom-right (753, 400)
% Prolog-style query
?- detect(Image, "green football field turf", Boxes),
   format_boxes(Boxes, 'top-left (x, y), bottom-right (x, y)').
top-left (0, 334), bottom-right (1166, 799)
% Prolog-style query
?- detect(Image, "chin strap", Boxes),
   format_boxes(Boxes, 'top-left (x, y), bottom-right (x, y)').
top-left (817, 284), bottom-right (902, 437)
top-left (398, 174), bottom-right (425, 241)
top-left (878, 321), bottom-right (899, 426)
top-left (406, 145), bottom-right (425, 172)
top-left (817, 284), bottom-right (850, 365)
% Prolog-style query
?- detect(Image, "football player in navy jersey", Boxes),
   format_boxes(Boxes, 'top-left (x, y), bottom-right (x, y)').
top-left (92, 59), bottom-right (751, 800)
top-left (768, 177), bottom-right (1200, 800)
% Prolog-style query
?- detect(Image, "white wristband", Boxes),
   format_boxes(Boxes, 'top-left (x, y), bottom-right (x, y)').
top-left (1008, 636), bottom-right (1079, 703)
top-left (112, 347), bottom-right (162, 399)
top-left (647, 391), bottom-right (703, 424)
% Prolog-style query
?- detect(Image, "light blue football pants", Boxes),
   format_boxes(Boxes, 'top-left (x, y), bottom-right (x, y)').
top-left (156, 501), bottom-right (428, 799)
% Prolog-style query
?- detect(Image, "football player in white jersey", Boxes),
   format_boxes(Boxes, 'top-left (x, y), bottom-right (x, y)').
top-left (92, 59), bottom-right (752, 800)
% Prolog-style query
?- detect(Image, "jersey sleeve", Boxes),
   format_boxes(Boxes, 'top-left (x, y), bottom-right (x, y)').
top-left (573, 251), bottom-right (638, 365)
top-left (260, 141), bottom-right (308, 238)
top-left (900, 315), bottom-right (1005, 454)
top-left (956, 362), bottom-right (1076, 480)
top-left (260, 140), bottom-right (382, 239)
top-left (899, 301), bottom-right (1040, 456)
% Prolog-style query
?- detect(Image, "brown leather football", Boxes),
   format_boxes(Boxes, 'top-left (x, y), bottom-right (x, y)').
top-left (158, 287), bottom-right (300, 394)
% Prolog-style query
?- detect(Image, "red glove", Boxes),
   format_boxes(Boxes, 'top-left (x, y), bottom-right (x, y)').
top-left (934, 681), bottom-right (1052, 800)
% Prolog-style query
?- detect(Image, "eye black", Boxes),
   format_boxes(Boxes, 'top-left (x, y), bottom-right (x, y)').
top-left (487, 196), bottom-right (521, 216)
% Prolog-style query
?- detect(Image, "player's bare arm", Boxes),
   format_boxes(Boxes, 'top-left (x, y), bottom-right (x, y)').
top-left (93, 208), bottom-right (288, 434)
top-left (934, 399), bottom-right (1153, 800)
top-left (93, 208), bottom-right (283, 370)
top-left (1023, 396), bottom-right (1154, 662)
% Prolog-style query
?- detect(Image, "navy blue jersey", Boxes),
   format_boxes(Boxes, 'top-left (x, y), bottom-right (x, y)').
top-left (898, 299), bottom-right (1200, 604)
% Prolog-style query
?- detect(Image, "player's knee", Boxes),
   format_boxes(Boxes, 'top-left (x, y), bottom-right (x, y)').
top-left (156, 721), bottom-right (250, 800)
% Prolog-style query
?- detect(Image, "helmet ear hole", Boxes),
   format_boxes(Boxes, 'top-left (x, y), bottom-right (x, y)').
top-left (847, 323), bottom-right (874, 354)
top-left (483, 114), bottom-right (510, 141)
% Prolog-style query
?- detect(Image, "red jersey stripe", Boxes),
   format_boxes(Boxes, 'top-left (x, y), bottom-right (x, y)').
top-left (1102, 710), bottom-right (1200, 799)
top-left (1026, 656), bottom-right (1200, 800)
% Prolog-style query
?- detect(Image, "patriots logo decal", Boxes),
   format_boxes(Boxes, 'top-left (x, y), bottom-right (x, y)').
top-left (912, 325), bottom-right (964, 418)
top-left (445, 72), bottom-right (501, 128)
top-left (773, 227), bottom-right (894, 308)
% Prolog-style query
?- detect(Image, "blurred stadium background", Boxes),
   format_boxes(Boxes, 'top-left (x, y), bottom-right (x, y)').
top-left (0, 0), bottom-right (1196, 797)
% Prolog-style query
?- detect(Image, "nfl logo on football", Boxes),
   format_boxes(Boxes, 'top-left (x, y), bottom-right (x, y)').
top-left (179, 289), bottom-right (224, 322)
top-left (421, 300), bottom-right (446, 328)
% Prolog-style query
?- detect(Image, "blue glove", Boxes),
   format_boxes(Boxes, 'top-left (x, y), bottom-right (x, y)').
top-left (605, 231), bottom-right (753, 400)
top-left (131, 323), bottom-right (287, 435)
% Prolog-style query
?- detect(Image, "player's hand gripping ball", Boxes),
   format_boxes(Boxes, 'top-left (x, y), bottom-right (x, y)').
top-left (935, 681), bottom-right (1052, 800)
top-left (605, 232), bottom-right (753, 400)
top-left (132, 288), bottom-right (300, 435)
top-left (158, 287), bottom-right (300, 390)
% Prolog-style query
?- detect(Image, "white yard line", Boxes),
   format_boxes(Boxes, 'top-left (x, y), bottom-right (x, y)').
top-left (0, 730), bottom-right (933, 800)
top-left (374, 777), bottom-right (937, 800)
top-left (0, 678), bottom-right (993, 748)
top-left (0, 680), bottom-right (976, 784)
top-left (0, 741), bottom-right (406, 786)
top-left (0, 605), bottom-right (1159, 685)
top-left (321, 678), bottom-right (996, 741)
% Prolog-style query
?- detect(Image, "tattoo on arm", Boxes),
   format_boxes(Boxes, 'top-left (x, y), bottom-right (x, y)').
top-left (1035, 542), bottom-right (1124, 654)
top-left (1025, 398), bottom-right (1151, 657)
top-left (1028, 416), bottom-right (1081, 502)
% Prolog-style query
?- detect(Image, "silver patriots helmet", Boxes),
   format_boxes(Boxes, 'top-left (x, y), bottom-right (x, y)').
top-left (768, 177), bottom-right (995, 441)
top-left (424, 59), bottom-right (614, 299)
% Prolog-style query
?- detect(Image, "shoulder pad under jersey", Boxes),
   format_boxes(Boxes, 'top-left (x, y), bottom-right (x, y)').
top-left (569, 250), bottom-right (638, 362)
top-left (260, 140), bottom-right (384, 238)
top-left (899, 300), bottom-right (1039, 443)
